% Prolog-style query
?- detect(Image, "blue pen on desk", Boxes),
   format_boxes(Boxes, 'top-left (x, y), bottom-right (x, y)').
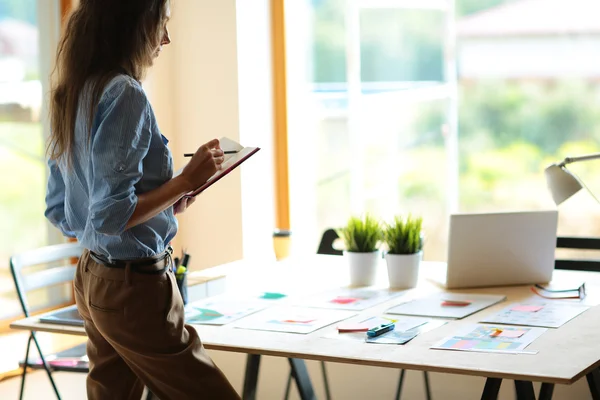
top-left (367, 322), bottom-right (395, 338)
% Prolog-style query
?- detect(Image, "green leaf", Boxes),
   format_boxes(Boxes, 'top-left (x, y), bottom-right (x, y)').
top-left (337, 214), bottom-right (382, 253)
top-left (383, 214), bottom-right (423, 254)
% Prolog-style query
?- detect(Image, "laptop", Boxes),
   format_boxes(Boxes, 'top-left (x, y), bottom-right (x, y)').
top-left (39, 304), bottom-right (84, 327)
top-left (431, 210), bottom-right (558, 289)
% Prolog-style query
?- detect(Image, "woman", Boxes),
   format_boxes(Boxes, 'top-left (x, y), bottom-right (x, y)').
top-left (44, 1), bottom-right (240, 398)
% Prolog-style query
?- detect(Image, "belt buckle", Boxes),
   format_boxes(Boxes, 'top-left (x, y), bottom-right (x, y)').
top-left (165, 245), bottom-right (175, 272)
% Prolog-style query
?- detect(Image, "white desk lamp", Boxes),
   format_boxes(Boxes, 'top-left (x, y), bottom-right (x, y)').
top-left (545, 153), bottom-right (600, 205)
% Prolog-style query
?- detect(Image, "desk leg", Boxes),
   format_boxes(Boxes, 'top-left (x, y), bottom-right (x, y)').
top-left (423, 371), bottom-right (432, 400)
top-left (514, 381), bottom-right (536, 400)
top-left (394, 370), bottom-right (406, 400)
top-left (288, 358), bottom-right (316, 400)
top-left (539, 383), bottom-right (554, 400)
top-left (480, 378), bottom-right (502, 400)
top-left (587, 368), bottom-right (600, 400)
top-left (243, 354), bottom-right (261, 400)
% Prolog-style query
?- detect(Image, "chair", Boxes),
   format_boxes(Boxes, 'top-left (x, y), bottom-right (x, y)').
top-left (555, 236), bottom-right (600, 272)
top-left (9, 242), bottom-right (87, 400)
top-left (553, 235), bottom-right (600, 399)
top-left (316, 228), bottom-right (343, 256)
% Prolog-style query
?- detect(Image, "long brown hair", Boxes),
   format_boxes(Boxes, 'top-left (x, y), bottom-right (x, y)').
top-left (48, 0), bottom-right (169, 166)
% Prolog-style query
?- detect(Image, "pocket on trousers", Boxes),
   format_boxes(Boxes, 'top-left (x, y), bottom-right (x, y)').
top-left (89, 302), bottom-right (122, 314)
top-left (123, 279), bottom-right (170, 324)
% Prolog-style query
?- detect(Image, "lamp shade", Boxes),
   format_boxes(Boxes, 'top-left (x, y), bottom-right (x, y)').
top-left (544, 164), bottom-right (583, 205)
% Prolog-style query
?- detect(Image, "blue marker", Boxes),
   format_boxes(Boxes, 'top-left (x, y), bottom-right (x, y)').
top-left (367, 322), bottom-right (395, 338)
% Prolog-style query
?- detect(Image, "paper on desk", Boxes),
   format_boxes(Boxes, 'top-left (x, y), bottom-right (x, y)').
top-left (232, 306), bottom-right (355, 334)
top-left (184, 295), bottom-right (268, 326)
top-left (294, 287), bottom-right (407, 311)
top-left (323, 316), bottom-right (444, 343)
top-left (365, 320), bottom-right (448, 345)
top-left (431, 324), bottom-right (546, 354)
top-left (387, 292), bottom-right (506, 319)
top-left (480, 302), bottom-right (590, 328)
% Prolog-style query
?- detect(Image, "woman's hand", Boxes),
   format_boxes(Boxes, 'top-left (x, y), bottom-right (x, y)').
top-left (173, 196), bottom-right (196, 215)
top-left (179, 138), bottom-right (225, 192)
top-left (125, 139), bottom-right (222, 231)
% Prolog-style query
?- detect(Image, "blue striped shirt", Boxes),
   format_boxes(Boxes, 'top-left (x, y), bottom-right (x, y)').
top-left (45, 75), bottom-right (178, 260)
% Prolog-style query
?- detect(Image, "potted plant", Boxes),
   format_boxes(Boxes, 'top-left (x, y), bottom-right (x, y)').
top-left (383, 214), bottom-right (423, 289)
top-left (337, 214), bottom-right (382, 286)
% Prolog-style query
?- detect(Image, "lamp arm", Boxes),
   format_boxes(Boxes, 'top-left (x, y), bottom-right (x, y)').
top-left (560, 153), bottom-right (600, 167)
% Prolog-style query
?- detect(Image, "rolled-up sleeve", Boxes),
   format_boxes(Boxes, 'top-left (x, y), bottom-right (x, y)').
top-left (44, 158), bottom-right (76, 238)
top-left (89, 82), bottom-right (151, 236)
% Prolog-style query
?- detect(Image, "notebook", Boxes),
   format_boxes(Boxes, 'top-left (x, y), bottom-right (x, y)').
top-left (181, 137), bottom-right (260, 198)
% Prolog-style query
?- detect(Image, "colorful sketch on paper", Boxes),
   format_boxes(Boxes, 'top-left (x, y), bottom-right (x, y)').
top-left (386, 293), bottom-right (506, 319)
top-left (480, 302), bottom-right (589, 328)
top-left (184, 299), bottom-right (266, 326)
top-left (511, 305), bottom-right (544, 313)
top-left (296, 287), bottom-right (405, 311)
top-left (233, 307), bottom-right (355, 334)
top-left (186, 308), bottom-right (224, 323)
top-left (330, 296), bottom-right (360, 305)
top-left (259, 292), bottom-right (287, 300)
top-left (268, 317), bottom-right (318, 327)
top-left (431, 324), bottom-right (547, 354)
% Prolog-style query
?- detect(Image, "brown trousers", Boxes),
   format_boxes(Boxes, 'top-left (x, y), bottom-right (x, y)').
top-left (74, 250), bottom-right (240, 400)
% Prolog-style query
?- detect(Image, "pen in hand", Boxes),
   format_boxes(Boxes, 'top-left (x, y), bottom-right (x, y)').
top-left (184, 150), bottom-right (238, 157)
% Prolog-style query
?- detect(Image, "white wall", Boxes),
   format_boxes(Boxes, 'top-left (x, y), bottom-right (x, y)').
top-left (458, 35), bottom-right (600, 79)
top-left (285, 0), bottom-right (321, 256)
top-left (235, 0), bottom-right (277, 262)
top-left (144, 0), bottom-right (276, 269)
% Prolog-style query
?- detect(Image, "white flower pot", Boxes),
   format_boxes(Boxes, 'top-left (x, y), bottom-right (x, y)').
top-left (385, 251), bottom-right (422, 289)
top-left (344, 250), bottom-right (380, 287)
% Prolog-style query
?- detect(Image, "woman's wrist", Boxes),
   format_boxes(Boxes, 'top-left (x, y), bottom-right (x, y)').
top-left (171, 175), bottom-right (194, 195)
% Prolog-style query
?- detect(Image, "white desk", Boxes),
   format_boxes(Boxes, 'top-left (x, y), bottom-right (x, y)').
top-left (11, 255), bottom-right (600, 400)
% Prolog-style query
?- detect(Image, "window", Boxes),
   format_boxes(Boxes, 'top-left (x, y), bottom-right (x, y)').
top-left (455, 1), bottom-right (600, 240)
top-left (0, 0), bottom-right (46, 263)
top-left (286, 0), bottom-right (600, 259)
top-left (286, 0), bottom-right (457, 258)
top-left (0, 0), bottom-right (61, 319)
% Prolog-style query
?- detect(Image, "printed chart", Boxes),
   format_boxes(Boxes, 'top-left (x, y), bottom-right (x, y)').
top-left (480, 302), bottom-right (590, 328)
top-left (431, 324), bottom-right (547, 354)
top-left (185, 297), bottom-right (268, 326)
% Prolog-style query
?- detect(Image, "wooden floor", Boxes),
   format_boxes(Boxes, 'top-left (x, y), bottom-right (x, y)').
top-left (0, 370), bottom-right (87, 400)
top-left (0, 331), bottom-right (86, 382)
